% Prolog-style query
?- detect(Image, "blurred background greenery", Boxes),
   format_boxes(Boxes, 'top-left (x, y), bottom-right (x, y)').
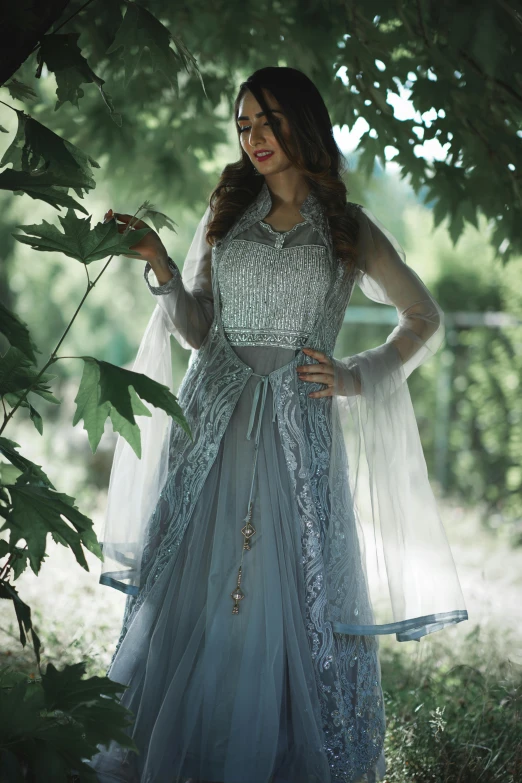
top-left (1, 0), bottom-right (521, 779)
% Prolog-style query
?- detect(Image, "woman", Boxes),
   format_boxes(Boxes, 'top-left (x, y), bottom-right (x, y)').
top-left (91, 66), bottom-right (468, 783)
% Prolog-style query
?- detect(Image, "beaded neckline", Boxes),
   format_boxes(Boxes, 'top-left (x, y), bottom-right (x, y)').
top-left (259, 219), bottom-right (307, 237)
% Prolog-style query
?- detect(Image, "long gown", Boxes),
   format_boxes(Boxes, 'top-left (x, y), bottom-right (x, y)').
top-left (90, 216), bottom-right (387, 783)
top-left (91, 184), bottom-right (468, 782)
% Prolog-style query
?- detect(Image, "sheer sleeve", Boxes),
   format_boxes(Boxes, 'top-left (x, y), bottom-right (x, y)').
top-left (143, 204), bottom-right (214, 350)
top-left (326, 206), bottom-right (467, 643)
top-left (333, 206), bottom-right (444, 397)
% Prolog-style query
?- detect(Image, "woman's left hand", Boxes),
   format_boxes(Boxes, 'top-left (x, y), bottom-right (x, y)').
top-left (297, 348), bottom-right (335, 397)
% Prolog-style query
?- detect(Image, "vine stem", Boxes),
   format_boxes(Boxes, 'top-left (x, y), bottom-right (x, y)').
top-left (0, 99), bottom-right (18, 113)
top-left (0, 545), bottom-right (27, 582)
top-left (0, 209), bottom-right (144, 437)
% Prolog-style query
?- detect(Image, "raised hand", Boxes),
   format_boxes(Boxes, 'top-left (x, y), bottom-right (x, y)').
top-left (103, 209), bottom-right (169, 266)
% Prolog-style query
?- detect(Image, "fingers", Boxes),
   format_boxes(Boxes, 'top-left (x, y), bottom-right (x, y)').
top-left (298, 372), bottom-right (332, 383)
top-left (302, 347), bottom-right (331, 364)
top-left (102, 210), bottom-right (152, 231)
top-left (308, 388), bottom-right (333, 398)
top-left (298, 349), bottom-right (334, 398)
top-left (114, 213), bottom-right (151, 230)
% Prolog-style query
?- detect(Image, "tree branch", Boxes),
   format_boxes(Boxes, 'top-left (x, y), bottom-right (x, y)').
top-left (458, 49), bottom-right (522, 110)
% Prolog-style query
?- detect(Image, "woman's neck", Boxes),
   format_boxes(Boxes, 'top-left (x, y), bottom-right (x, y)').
top-left (263, 172), bottom-right (310, 210)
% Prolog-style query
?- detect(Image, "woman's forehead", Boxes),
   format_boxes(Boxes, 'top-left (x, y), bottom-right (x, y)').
top-left (238, 88), bottom-right (280, 117)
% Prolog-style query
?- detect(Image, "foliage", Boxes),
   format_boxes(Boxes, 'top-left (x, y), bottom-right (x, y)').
top-left (444, 324), bottom-right (522, 544)
top-left (13, 209), bottom-right (150, 263)
top-left (0, 232), bottom-right (191, 775)
top-left (427, 248), bottom-right (522, 544)
top-left (0, 0), bottom-right (521, 776)
top-left (0, 663), bottom-right (136, 781)
top-left (3, 0), bottom-right (519, 261)
top-left (0, 3), bottom-right (200, 778)
top-left (380, 624), bottom-right (522, 782)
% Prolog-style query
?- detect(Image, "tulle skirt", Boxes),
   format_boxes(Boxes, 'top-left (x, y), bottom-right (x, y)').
top-left (90, 346), bottom-right (386, 783)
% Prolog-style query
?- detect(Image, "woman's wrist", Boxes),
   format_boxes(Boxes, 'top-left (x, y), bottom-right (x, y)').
top-left (148, 253), bottom-right (173, 285)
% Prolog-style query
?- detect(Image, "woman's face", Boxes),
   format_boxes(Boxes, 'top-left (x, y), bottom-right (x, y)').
top-left (237, 88), bottom-right (294, 176)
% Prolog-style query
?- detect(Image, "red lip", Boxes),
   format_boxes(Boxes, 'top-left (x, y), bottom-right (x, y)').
top-left (254, 151), bottom-right (274, 161)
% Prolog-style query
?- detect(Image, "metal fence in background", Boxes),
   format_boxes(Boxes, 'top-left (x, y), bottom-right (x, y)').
top-left (343, 307), bottom-right (522, 489)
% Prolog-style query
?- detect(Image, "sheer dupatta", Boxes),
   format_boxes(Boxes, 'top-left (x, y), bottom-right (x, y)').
top-left (99, 206), bottom-right (214, 593)
top-left (329, 206), bottom-right (468, 641)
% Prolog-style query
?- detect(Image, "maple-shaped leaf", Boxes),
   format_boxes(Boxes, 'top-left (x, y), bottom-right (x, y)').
top-left (0, 111), bottom-right (99, 197)
top-left (0, 300), bottom-right (39, 363)
top-left (139, 200), bottom-right (177, 233)
top-left (0, 168), bottom-right (89, 214)
top-left (3, 478), bottom-right (102, 575)
top-left (106, 2), bottom-right (205, 95)
top-left (4, 78), bottom-right (37, 102)
top-left (0, 347), bottom-right (60, 404)
top-left (37, 33), bottom-right (121, 125)
top-left (0, 126), bottom-right (7, 133)
top-left (42, 662), bottom-right (136, 750)
top-left (13, 209), bottom-right (150, 264)
top-left (73, 357), bottom-right (192, 457)
top-left (0, 437), bottom-right (54, 488)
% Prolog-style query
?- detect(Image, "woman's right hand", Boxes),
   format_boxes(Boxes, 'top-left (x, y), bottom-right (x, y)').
top-left (104, 209), bottom-right (169, 267)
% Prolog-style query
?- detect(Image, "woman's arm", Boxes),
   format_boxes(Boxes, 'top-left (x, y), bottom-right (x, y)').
top-left (143, 205), bottom-right (214, 351)
top-left (333, 206), bottom-right (444, 397)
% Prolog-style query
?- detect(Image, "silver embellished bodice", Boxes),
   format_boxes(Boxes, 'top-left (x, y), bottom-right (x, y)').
top-left (218, 218), bottom-right (331, 350)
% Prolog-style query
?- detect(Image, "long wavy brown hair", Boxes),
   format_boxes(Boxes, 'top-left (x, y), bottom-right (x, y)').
top-left (205, 66), bottom-right (359, 271)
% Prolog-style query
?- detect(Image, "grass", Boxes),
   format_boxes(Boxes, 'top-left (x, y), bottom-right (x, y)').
top-left (378, 623), bottom-right (522, 782)
top-left (1, 424), bottom-right (521, 782)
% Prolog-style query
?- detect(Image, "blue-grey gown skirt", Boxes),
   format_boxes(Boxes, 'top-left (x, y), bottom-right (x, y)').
top-left (90, 344), bottom-right (386, 783)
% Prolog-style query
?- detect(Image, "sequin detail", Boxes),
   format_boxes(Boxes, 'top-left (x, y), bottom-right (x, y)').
top-left (219, 239), bottom-right (331, 350)
top-left (143, 257), bottom-right (181, 295)
top-left (111, 184), bottom-right (384, 781)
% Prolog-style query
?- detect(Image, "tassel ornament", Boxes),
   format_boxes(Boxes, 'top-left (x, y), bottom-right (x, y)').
top-left (231, 566), bottom-right (244, 614)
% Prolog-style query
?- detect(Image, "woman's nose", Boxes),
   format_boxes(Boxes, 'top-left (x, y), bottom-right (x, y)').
top-left (249, 126), bottom-right (266, 147)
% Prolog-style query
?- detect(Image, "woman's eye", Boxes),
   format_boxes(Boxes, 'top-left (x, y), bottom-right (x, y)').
top-left (238, 119), bottom-right (279, 133)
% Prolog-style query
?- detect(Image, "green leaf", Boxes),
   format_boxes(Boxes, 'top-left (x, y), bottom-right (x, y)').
top-left (14, 210), bottom-right (150, 264)
top-left (72, 360), bottom-right (110, 452)
top-left (0, 462), bottom-right (23, 486)
top-left (10, 546), bottom-right (39, 580)
top-left (108, 386), bottom-right (152, 457)
top-left (4, 78), bottom-right (37, 102)
top-left (106, 2), bottom-right (204, 94)
top-left (0, 300), bottom-right (39, 363)
top-left (0, 125), bottom-right (8, 133)
top-left (0, 678), bottom-right (45, 752)
top-left (37, 33), bottom-right (122, 125)
top-left (139, 200), bottom-right (178, 233)
top-left (0, 437), bottom-right (53, 488)
top-left (4, 396), bottom-right (45, 435)
top-left (0, 111), bottom-right (99, 197)
top-left (73, 357), bottom-right (192, 457)
top-left (0, 582), bottom-right (41, 662)
top-left (0, 664), bottom-right (135, 779)
top-left (0, 749), bottom-right (24, 782)
top-left (28, 404), bottom-right (43, 435)
top-left (42, 662), bottom-right (136, 751)
top-left (2, 480), bottom-right (101, 575)
top-left (0, 168), bottom-right (89, 214)
top-left (0, 347), bottom-right (60, 404)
